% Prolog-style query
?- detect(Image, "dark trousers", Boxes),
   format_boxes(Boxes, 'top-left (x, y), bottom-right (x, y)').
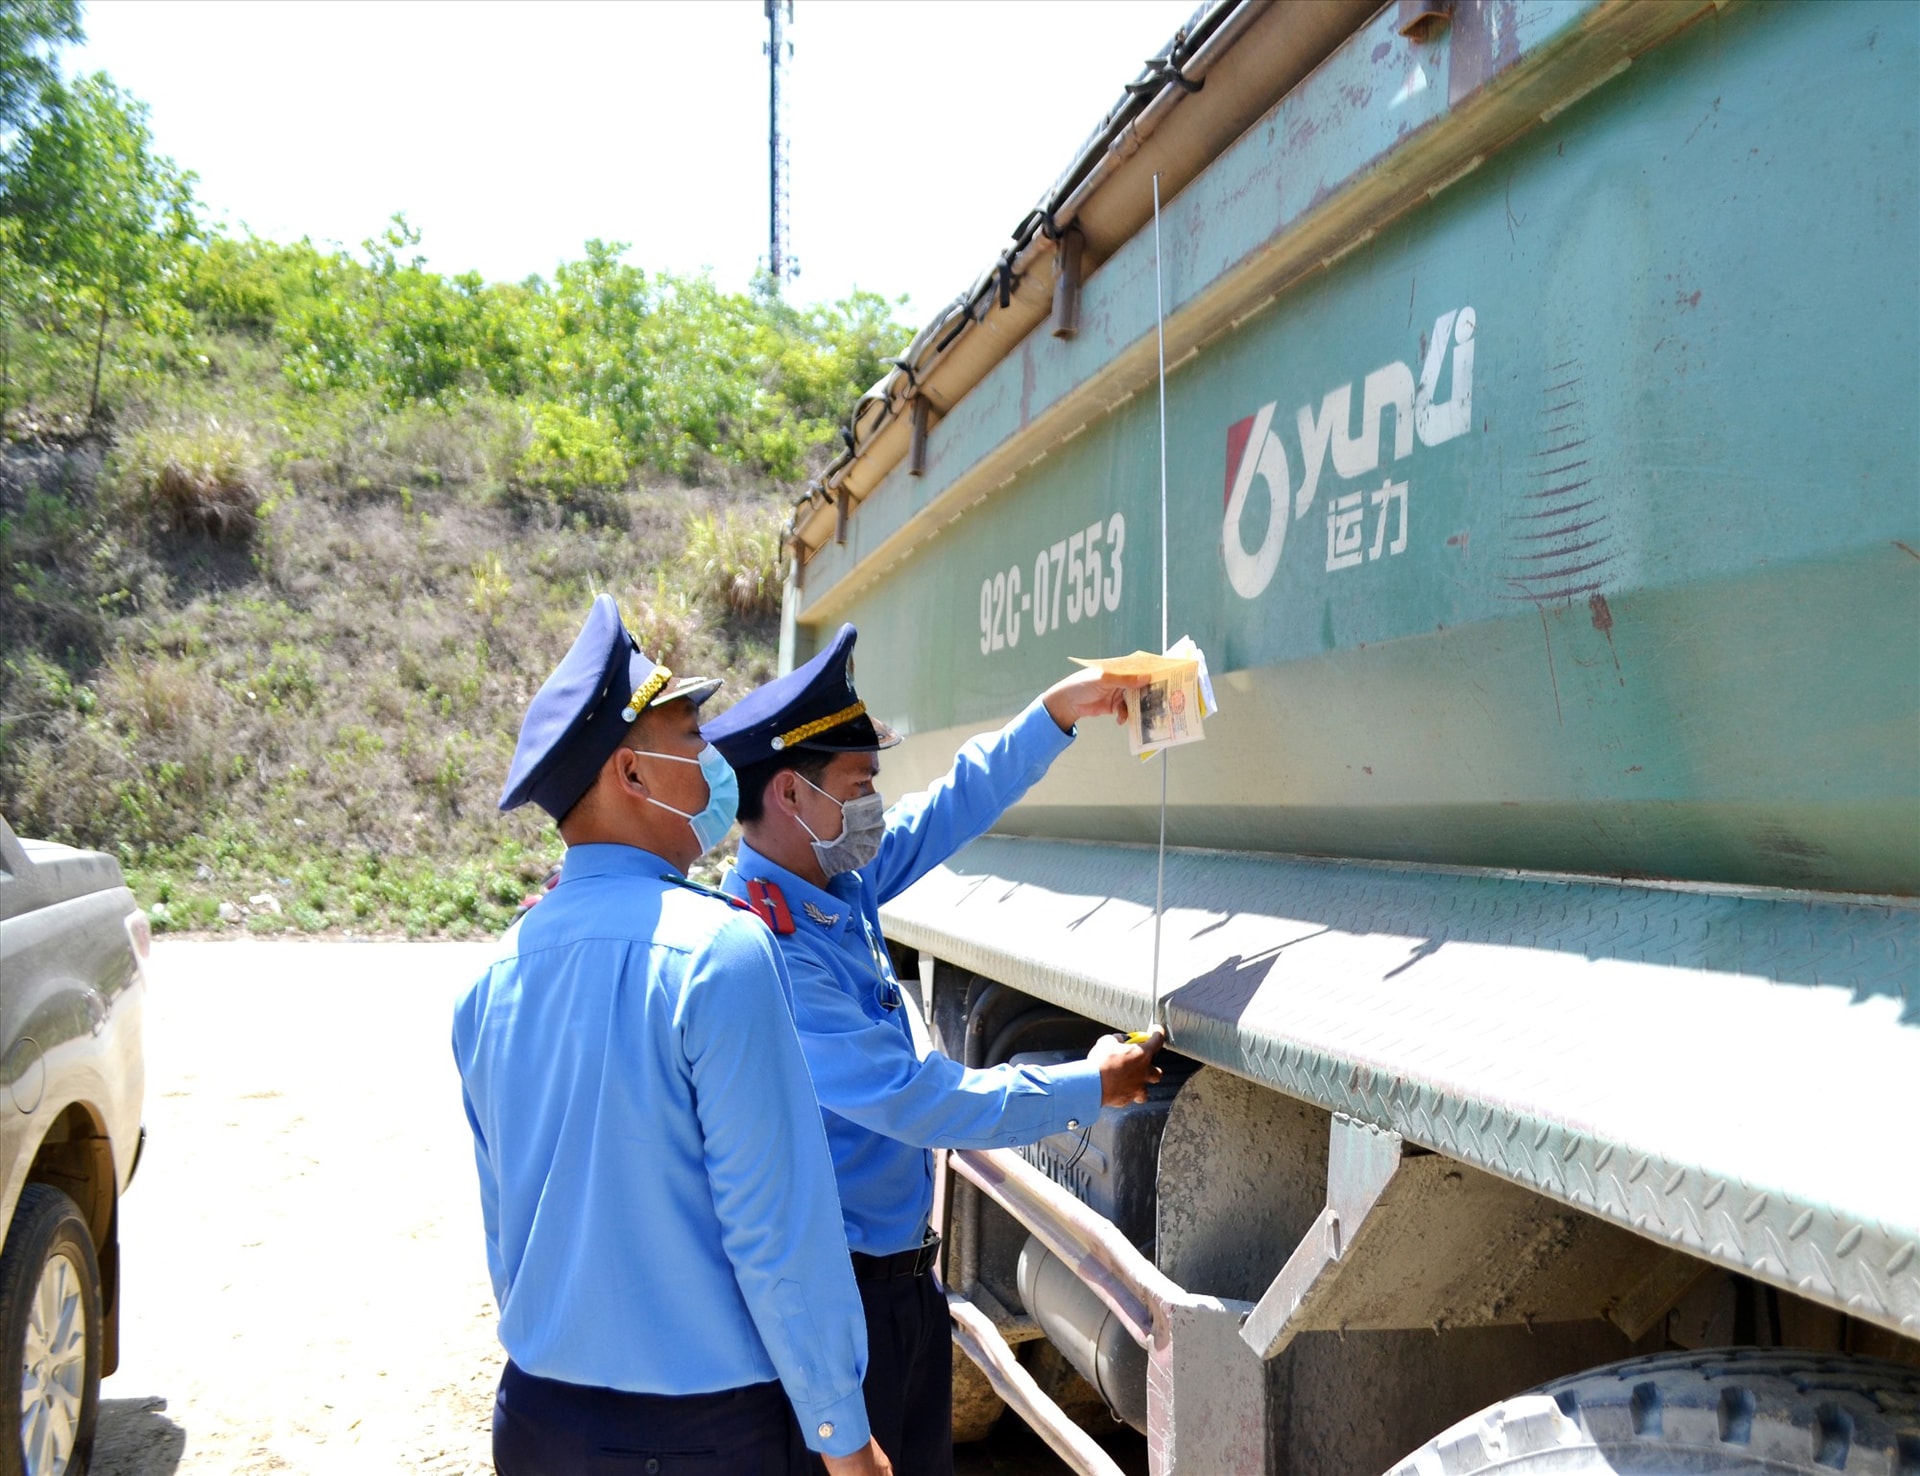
top-left (495, 1360), bottom-right (809, 1476)
top-left (813, 1269), bottom-right (953, 1476)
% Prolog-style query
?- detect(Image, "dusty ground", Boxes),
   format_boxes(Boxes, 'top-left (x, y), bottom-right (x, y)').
top-left (94, 940), bottom-right (506, 1475)
top-left (90, 940), bottom-right (1108, 1476)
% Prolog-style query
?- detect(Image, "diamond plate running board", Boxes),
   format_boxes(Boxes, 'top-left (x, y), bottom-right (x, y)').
top-left (879, 836), bottom-right (1920, 1339)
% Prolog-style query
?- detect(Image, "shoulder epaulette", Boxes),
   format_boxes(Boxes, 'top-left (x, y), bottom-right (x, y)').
top-left (745, 878), bottom-right (796, 935)
top-left (662, 870), bottom-right (798, 936)
top-left (659, 871), bottom-right (755, 914)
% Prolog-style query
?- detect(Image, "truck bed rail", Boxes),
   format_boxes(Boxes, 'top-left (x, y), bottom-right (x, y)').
top-left (885, 837), bottom-right (1920, 1338)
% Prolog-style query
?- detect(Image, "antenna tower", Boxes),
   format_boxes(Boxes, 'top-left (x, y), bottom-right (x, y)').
top-left (765, 1), bottom-right (796, 286)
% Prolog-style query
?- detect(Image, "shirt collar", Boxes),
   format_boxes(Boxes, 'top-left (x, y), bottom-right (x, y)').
top-left (733, 839), bottom-right (860, 935)
top-left (559, 842), bottom-right (678, 884)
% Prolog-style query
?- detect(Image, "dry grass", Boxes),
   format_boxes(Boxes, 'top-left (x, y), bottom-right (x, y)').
top-left (681, 506), bottom-right (786, 620)
top-left (112, 417), bottom-right (268, 541)
top-left (0, 327), bottom-right (805, 937)
top-left (0, 448), bottom-right (787, 935)
top-left (620, 570), bottom-right (707, 672)
top-left (281, 396), bottom-right (516, 504)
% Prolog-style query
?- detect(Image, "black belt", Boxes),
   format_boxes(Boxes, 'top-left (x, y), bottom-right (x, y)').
top-left (850, 1231), bottom-right (941, 1282)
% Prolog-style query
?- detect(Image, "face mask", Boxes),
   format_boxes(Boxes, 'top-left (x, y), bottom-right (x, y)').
top-left (795, 773), bottom-right (886, 877)
top-left (629, 744), bottom-right (739, 857)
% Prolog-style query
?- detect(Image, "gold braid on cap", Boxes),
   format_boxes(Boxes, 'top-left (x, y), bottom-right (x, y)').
top-left (771, 700), bottom-right (866, 752)
top-left (620, 666), bottom-right (674, 722)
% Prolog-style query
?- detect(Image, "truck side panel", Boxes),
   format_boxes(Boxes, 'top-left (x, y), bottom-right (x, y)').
top-left (816, 0), bottom-right (1920, 894)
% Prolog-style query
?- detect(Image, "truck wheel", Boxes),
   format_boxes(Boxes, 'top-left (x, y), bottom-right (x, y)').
top-left (0, 1186), bottom-right (102, 1476)
top-left (951, 1347), bottom-right (1007, 1444)
top-left (1386, 1348), bottom-right (1920, 1474)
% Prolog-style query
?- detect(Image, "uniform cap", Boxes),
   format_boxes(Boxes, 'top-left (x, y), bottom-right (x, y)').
top-left (703, 624), bottom-right (898, 769)
top-left (500, 594), bottom-right (722, 820)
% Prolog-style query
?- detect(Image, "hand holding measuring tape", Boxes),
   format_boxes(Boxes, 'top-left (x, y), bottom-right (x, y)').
top-left (1093, 1029), bottom-right (1166, 1107)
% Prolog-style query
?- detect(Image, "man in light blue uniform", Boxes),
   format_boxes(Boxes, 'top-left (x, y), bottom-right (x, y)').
top-left (704, 625), bottom-right (1162, 1473)
top-left (453, 597), bottom-right (890, 1476)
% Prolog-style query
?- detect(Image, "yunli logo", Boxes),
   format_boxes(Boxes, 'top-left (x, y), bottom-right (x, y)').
top-left (1223, 307), bottom-right (1477, 599)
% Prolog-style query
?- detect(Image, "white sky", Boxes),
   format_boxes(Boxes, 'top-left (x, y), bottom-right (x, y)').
top-left (71, 0), bottom-right (1199, 320)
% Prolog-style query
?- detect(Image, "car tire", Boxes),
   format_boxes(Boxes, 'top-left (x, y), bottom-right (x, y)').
top-left (1385, 1347), bottom-right (1920, 1475)
top-left (0, 1185), bottom-right (102, 1476)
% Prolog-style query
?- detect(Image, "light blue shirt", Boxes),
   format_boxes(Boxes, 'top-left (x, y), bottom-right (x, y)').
top-left (451, 844), bottom-right (871, 1456)
top-left (725, 699), bottom-right (1104, 1257)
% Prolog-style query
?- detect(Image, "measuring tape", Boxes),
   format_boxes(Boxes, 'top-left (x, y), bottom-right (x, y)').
top-left (1147, 171), bottom-right (1171, 1045)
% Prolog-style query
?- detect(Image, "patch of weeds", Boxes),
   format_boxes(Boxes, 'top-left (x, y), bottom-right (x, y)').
top-left (682, 506), bottom-right (785, 620)
top-left (109, 417), bottom-right (267, 541)
top-left (120, 829), bottom-right (560, 939)
top-left (9, 418), bottom-right (787, 938)
top-left (467, 554), bottom-right (512, 625)
top-left (621, 570), bottom-right (705, 670)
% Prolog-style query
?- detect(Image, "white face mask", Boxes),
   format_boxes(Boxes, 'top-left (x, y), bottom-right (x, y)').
top-left (795, 772), bottom-right (886, 876)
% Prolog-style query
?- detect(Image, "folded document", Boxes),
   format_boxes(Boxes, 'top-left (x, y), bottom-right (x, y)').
top-left (1072, 636), bottom-right (1219, 757)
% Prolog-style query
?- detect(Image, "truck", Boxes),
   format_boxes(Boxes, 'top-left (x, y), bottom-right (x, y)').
top-left (1, 815), bottom-right (150, 1476)
top-left (777, 2), bottom-right (1920, 1472)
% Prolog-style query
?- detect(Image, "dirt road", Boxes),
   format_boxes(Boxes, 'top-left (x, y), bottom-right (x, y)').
top-left (95, 940), bottom-right (505, 1475)
top-left (92, 940), bottom-right (1100, 1476)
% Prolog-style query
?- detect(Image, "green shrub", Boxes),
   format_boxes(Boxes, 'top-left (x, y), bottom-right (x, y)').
top-left (508, 401), bottom-right (628, 501)
top-left (174, 235), bottom-right (330, 334)
top-left (0, 461), bottom-right (119, 673)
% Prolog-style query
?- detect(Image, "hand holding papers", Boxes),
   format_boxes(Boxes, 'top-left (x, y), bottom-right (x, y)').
top-left (1072, 636), bottom-right (1218, 757)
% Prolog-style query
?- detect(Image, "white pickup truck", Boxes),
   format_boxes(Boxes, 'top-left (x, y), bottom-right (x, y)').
top-left (0, 815), bottom-right (149, 1476)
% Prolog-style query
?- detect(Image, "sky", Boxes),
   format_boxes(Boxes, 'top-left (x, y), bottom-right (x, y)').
top-left (71, 0), bottom-right (1201, 321)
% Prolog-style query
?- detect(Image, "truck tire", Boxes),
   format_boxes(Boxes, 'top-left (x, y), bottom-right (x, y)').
top-left (1386, 1348), bottom-right (1920, 1475)
top-left (0, 1185), bottom-right (102, 1476)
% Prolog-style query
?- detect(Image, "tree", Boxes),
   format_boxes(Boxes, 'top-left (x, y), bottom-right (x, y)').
top-left (540, 238), bottom-right (655, 444)
top-left (0, 72), bottom-right (196, 422)
top-left (0, 0), bottom-right (82, 412)
top-left (0, 0), bottom-right (81, 137)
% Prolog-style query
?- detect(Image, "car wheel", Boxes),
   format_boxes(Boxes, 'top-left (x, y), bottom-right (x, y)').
top-left (0, 1186), bottom-right (102, 1476)
top-left (1386, 1347), bottom-right (1920, 1474)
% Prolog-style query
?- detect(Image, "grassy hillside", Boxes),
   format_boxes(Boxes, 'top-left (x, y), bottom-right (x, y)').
top-left (0, 22), bottom-right (911, 934)
top-left (0, 324), bottom-right (875, 938)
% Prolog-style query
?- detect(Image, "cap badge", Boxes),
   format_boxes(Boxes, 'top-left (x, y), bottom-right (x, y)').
top-left (620, 665), bottom-right (673, 723)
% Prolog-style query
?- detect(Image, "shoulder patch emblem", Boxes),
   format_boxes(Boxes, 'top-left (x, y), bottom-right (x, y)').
top-left (744, 878), bottom-right (795, 935)
top-left (802, 900), bottom-right (841, 928)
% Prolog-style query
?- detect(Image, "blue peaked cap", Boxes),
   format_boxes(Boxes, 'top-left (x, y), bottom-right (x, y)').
top-left (500, 594), bottom-right (721, 821)
top-left (703, 623), bottom-right (898, 770)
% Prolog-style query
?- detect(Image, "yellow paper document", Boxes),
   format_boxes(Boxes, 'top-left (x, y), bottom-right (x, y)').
top-left (1072, 637), bottom-right (1218, 757)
